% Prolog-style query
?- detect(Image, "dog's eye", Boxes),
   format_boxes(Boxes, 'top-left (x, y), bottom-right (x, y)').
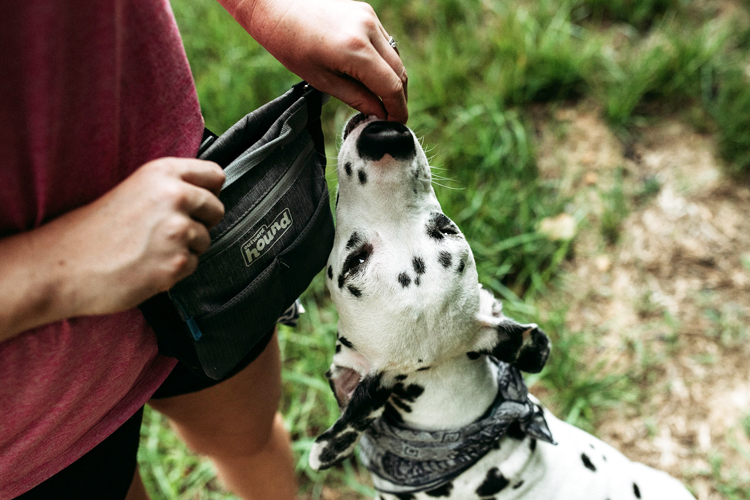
top-left (440, 225), bottom-right (459, 236)
top-left (342, 244), bottom-right (372, 276)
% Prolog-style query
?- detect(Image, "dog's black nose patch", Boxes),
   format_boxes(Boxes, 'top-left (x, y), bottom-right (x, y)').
top-left (357, 121), bottom-right (415, 161)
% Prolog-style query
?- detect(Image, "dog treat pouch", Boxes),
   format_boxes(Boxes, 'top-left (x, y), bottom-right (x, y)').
top-left (140, 82), bottom-right (334, 380)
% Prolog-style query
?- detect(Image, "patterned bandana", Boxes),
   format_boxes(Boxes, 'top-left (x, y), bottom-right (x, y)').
top-left (358, 360), bottom-right (556, 495)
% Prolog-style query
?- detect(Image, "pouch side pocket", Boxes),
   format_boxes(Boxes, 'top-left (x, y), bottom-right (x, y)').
top-left (191, 187), bottom-right (334, 379)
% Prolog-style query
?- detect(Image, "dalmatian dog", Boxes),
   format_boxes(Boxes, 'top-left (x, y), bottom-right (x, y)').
top-left (308, 113), bottom-right (695, 500)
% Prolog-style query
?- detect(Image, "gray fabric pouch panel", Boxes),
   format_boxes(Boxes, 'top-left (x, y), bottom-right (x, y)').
top-left (162, 82), bottom-right (333, 379)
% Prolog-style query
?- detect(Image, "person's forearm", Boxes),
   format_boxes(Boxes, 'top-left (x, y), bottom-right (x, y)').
top-left (216, 0), bottom-right (409, 123)
top-left (0, 157), bottom-right (225, 343)
top-left (0, 220), bottom-right (80, 341)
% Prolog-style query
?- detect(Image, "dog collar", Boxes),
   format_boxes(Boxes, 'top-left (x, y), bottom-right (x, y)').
top-left (358, 359), bottom-right (556, 495)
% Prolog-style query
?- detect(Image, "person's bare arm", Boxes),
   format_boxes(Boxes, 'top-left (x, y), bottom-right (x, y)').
top-left (0, 158), bottom-right (225, 342)
top-left (217, 0), bottom-right (408, 123)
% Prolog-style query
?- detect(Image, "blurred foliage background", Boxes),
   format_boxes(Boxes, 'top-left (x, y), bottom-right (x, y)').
top-left (138, 0), bottom-right (750, 498)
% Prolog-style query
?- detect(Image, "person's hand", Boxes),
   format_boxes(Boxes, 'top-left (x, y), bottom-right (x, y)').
top-left (51, 158), bottom-right (226, 316)
top-left (222, 0), bottom-right (408, 123)
top-left (0, 156), bottom-right (226, 340)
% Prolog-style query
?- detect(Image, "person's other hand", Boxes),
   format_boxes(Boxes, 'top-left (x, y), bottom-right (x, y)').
top-left (49, 157), bottom-right (225, 316)
top-left (223, 0), bottom-right (408, 123)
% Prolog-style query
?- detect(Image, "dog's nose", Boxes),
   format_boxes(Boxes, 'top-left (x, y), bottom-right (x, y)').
top-left (357, 121), bottom-right (415, 161)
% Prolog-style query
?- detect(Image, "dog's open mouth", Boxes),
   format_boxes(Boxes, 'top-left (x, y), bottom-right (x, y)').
top-left (343, 112), bottom-right (370, 140)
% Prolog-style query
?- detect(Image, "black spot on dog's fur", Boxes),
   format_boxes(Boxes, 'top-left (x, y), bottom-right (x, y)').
top-left (412, 256), bottom-right (426, 275)
top-left (581, 453), bottom-right (596, 472)
top-left (476, 467), bottom-right (509, 496)
top-left (457, 260), bottom-right (465, 273)
top-left (358, 170), bottom-right (367, 185)
top-left (398, 272), bottom-right (411, 288)
top-left (417, 366), bottom-right (431, 371)
top-left (394, 493), bottom-right (415, 500)
top-left (513, 480), bottom-right (524, 489)
top-left (426, 216), bottom-right (444, 240)
top-left (425, 481), bottom-right (453, 497)
top-left (603, 455), bottom-right (607, 462)
top-left (327, 266), bottom-right (333, 280)
top-left (353, 417), bottom-right (377, 432)
top-left (388, 383), bottom-right (424, 416)
top-left (492, 437), bottom-right (502, 450)
top-left (415, 277), bottom-right (421, 286)
top-left (394, 383), bottom-right (424, 402)
top-left (395, 374), bottom-right (408, 381)
top-left (344, 162), bottom-right (352, 177)
top-left (391, 397), bottom-right (412, 413)
top-left (347, 285), bottom-right (362, 298)
top-left (338, 274), bottom-right (345, 289)
top-left (339, 336), bottom-right (355, 350)
top-left (589, 443), bottom-right (595, 449)
top-left (317, 430), bottom-right (359, 465)
top-left (383, 402), bottom-right (403, 423)
top-left (346, 232), bottom-right (361, 250)
top-left (633, 483), bottom-right (641, 498)
top-left (335, 344), bottom-right (341, 353)
top-left (467, 351), bottom-right (482, 360)
top-left (529, 438), bottom-right (537, 452)
top-left (438, 251), bottom-right (452, 268)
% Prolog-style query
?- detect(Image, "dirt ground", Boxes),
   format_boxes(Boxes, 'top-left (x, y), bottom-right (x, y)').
top-left (535, 100), bottom-right (750, 499)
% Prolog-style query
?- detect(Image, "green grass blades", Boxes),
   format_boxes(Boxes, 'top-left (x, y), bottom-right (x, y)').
top-left (713, 67), bottom-right (750, 176)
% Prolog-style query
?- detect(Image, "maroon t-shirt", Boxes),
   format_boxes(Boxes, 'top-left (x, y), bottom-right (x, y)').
top-left (0, 0), bottom-right (204, 495)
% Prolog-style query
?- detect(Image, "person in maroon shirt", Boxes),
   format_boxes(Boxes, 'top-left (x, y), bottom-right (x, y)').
top-left (0, 0), bottom-right (407, 498)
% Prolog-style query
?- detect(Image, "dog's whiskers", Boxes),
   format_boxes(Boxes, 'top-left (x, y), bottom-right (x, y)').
top-left (431, 181), bottom-right (465, 190)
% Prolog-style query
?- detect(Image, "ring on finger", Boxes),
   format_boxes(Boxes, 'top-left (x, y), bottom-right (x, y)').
top-left (388, 35), bottom-right (400, 56)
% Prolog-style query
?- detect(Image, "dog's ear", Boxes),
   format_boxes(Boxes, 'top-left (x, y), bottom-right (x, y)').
top-left (309, 371), bottom-right (394, 470)
top-left (472, 317), bottom-right (550, 373)
top-left (470, 293), bottom-right (551, 373)
top-left (469, 287), bottom-right (550, 373)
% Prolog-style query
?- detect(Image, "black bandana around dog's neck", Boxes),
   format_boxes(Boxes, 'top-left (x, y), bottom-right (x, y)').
top-left (358, 359), bottom-right (556, 495)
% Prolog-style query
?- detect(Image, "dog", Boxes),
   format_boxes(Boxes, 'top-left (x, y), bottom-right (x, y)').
top-left (308, 114), bottom-right (695, 500)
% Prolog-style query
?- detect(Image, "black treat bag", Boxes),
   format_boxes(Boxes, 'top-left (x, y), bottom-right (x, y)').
top-left (140, 82), bottom-right (334, 380)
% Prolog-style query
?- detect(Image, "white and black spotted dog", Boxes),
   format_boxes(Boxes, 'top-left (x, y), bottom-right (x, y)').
top-left (308, 114), bottom-right (695, 500)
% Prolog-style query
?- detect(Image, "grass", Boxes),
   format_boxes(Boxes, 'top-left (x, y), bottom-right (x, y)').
top-left (136, 0), bottom-right (750, 498)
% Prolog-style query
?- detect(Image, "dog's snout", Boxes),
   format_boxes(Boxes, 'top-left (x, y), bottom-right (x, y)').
top-left (357, 121), bottom-right (415, 161)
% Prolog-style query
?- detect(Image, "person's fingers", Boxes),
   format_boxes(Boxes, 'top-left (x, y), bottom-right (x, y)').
top-left (318, 71), bottom-right (388, 120)
top-left (173, 251), bottom-right (200, 283)
top-left (175, 159), bottom-right (226, 197)
top-left (178, 184), bottom-right (225, 229)
top-left (347, 45), bottom-right (408, 123)
top-left (371, 31), bottom-right (408, 104)
top-left (183, 221), bottom-right (212, 255)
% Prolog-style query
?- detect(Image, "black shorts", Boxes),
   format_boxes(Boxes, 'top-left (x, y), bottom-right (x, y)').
top-left (15, 329), bottom-right (275, 500)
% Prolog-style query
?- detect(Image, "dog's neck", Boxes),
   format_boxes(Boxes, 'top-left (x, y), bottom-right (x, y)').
top-left (390, 353), bottom-right (500, 431)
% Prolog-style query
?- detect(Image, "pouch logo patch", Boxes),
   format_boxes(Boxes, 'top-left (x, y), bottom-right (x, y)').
top-left (241, 208), bottom-right (293, 267)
